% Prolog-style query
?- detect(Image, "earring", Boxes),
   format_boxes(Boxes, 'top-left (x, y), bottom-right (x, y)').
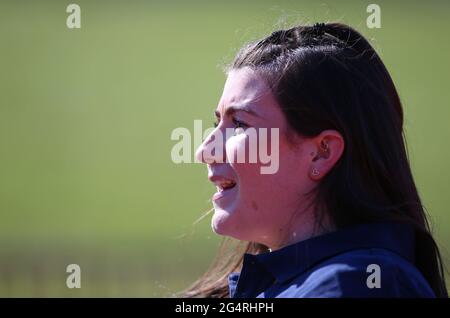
top-left (311, 168), bottom-right (320, 176)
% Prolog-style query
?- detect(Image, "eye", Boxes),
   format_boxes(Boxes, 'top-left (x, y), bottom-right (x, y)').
top-left (233, 118), bottom-right (247, 128)
top-left (232, 118), bottom-right (248, 134)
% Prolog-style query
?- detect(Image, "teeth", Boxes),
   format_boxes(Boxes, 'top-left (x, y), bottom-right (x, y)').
top-left (217, 180), bottom-right (236, 191)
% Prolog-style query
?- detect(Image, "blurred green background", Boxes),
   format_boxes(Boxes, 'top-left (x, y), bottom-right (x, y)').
top-left (0, 0), bottom-right (449, 297)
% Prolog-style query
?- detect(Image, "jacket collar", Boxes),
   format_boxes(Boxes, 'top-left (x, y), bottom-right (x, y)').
top-left (237, 222), bottom-right (416, 286)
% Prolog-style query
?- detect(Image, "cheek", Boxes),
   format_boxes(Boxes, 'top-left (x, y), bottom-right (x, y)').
top-left (225, 133), bottom-right (264, 185)
top-left (230, 134), bottom-right (309, 203)
top-left (274, 141), bottom-right (314, 201)
top-left (225, 133), bottom-right (281, 211)
top-left (223, 131), bottom-right (309, 209)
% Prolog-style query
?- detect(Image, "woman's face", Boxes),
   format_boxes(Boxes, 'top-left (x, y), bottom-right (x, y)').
top-left (195, 67), bottom-right (318, 249)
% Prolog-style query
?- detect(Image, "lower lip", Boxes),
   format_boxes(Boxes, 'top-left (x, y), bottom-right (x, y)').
top-left (212, 186), bottom-right (237, 201)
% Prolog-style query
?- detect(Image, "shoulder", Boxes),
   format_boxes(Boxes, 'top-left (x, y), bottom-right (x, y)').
top-left (277, 248), bottom-right (435, 298)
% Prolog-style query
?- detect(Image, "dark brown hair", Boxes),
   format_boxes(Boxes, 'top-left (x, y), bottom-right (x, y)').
top-left (183, 22), bottom-right (448, 298)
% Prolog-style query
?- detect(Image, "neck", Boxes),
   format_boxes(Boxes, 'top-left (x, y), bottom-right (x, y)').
top-left (268, 210), bottom-right (335, 252)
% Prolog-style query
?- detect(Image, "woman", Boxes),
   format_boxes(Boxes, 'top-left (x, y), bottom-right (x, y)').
top-left (185, 22), bottom-right (447, 298)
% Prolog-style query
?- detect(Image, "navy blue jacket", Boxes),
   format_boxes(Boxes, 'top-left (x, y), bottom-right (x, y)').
top-left (228, 222), bottom-right (435, 298)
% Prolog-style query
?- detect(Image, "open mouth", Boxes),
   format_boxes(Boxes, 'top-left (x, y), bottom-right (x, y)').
top-left (209, 176), bottom-right (237, 202)
top-left (215, 179), bottom-right (236, 192)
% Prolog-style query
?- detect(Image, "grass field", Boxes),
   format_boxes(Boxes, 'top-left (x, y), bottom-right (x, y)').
top-left (0, 0), bottom-right (449, 296)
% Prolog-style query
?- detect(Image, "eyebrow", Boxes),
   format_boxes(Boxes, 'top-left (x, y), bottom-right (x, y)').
top-left (214, 104), bottom-right (260, 119)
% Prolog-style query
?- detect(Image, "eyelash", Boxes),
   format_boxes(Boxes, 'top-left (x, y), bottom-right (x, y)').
top-left (233, 118), bottom-right (247, 129)
top-left (213, 118), bottom-right (248, 129)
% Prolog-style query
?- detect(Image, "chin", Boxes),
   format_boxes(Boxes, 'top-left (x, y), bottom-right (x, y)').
top-left (211, 207), bottom-right (253, 243)
top-left (211, 207), bottom-right (237, 237)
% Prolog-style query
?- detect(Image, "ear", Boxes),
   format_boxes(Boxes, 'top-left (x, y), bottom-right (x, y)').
top-left (308, 130), bottom-right (344, 181)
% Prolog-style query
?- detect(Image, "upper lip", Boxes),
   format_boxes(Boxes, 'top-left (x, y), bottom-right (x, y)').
top-left (208, 173), bottom-right (237, 191)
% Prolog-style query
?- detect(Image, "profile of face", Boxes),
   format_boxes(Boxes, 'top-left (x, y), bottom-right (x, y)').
top-left (195, 67), bottom-right (343, 250)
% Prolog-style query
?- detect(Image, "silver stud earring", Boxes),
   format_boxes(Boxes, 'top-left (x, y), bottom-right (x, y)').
top-left (312, 168), bottom-right (320, 176)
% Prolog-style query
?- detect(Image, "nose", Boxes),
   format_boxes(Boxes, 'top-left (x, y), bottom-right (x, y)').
top-left (195, 126), bottom-right (226, 164)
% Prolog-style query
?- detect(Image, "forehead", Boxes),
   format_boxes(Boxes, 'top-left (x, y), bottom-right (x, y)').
top-left (218, 68), bottom-right (276, 115)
